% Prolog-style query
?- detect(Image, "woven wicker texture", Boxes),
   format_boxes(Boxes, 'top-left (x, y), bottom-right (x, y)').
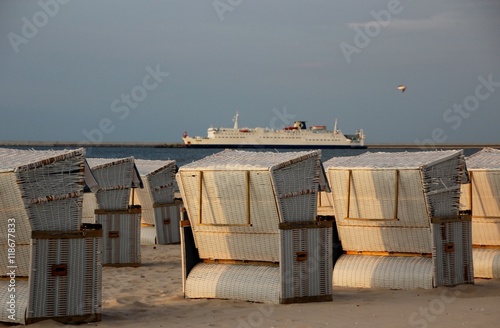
top-left (0, 278), bottom-right (29, 324)
top-left (423, 157), bottom-right (466, 218)
top-left (325, 150), bottom-right (465, 253)
top-left (0, 173), bottom-right (31, 244)
top-left (333, 255), bottom-right (434, 289)
top-left (317, 191), bottom-right (335, 216)
top-left (432, 221), bottom-right (473, 286)
top-left (96, 210), bottom-right (141, 265)
top-left (138, 202), bottom-right (156, 225)
top-left (0, 147), bottom-right (86, 233)
top-left (338, 227), bottom-right (432, 253)
top-left (28, 197), bottom-right (83, 232)
top-left (330, 169), bottom-right (429, 227)
top-left (27, 236), bottom-right (102, 320)
top-left (132, 159), bottom-right (180, 243)
top-left (194, 233), bottom-right (280, 262)
top-left (140, 203), bottom-right (182, 245)
top-left (181, 150), bottom-right (332, 303)
top-left (464, 148), bottom-right (500, 169)
top-left (471, 218), bottom-right (500, 246)
top-left (459, 182), bottom-right (470, 211)
top-left (134, 159), bottom-right (177, 223)
top-left (326, 150), bottom-right (471, 289)
top-left (460, 148), bottom-right (500, 246)
top-left (472, 248), bottom-right (500, 278)
top-left (177, 149), bottom-right (321, 261)
top-left (324, 150), bottom-right (464, 170)
top-left (182, 225), bottom-right (332, 303)
top-left (179, 170), bottom-right (280, 231)
top-left (0, 147), bottom-right (102, 324)
top-left (154, 203), bottom-right (181, 244)
top-left (95, 189), bottom-right (131, 211)
top-left (140, 226), bottom-right (157, 245)
top-left (185, 263), bottom-right (281, 303)
top-left (272, 155), bottom-right (320, 223)
top-left (82, 193), bottom-right (98, 223)
top-left (180, 149), bottom-right (321, 171)
top-left (87, 157), bottom-right (142, 210)
top-left (0, 244), bottom-right (31, 277)
top-left (280, 227), bottom-right (332, 300)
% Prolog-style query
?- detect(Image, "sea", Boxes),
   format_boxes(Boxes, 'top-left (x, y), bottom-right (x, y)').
top-left (9, 145), bottom-right (484, 168)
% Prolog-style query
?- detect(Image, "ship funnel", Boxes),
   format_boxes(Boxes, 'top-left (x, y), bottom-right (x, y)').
top-left (293, 121), bottom-right (307, 129)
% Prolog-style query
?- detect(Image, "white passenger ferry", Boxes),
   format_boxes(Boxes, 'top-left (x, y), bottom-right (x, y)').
top-left (182, 113), bottom-right (365, 148)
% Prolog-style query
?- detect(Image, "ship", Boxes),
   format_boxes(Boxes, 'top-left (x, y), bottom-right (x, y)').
top-left (182, 112), bottom-right (366, 149)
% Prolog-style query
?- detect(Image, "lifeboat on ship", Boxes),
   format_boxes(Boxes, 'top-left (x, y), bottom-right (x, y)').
top-left (311, 125), bottom-right (326, 130)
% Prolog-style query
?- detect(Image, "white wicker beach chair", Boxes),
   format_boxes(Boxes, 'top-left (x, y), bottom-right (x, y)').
top-left (0, 148), bottom-right (89, 276)
top-left (325, 150), bottom-right (473, 289)
top-left (86, 157), bottom-right (142, 210)
top-left (0, 148), bottom-right (102, 324)
top-left (134, 159), bottom-right (181, 245)
top-left (460, 148), bottom-right (500, 278)
top-left (177, 149), bottom-right (332, 304)
top-left (84, 157), bottom-right (143, 267)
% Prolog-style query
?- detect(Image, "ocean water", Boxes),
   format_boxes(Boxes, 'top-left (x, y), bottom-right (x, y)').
top-left (13, 146), bottom-right (483, 168)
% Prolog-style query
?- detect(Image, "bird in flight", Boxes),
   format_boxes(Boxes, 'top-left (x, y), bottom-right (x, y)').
top-left (397, 85), bottom-right (407, 93)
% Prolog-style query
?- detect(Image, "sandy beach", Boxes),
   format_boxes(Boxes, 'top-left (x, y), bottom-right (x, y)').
top-left (2, 244), bottom-right (498, 328)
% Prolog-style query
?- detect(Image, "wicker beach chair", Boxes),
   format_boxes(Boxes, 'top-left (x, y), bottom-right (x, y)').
top-left (177, 149), bottom-right (332, 304)
top-left (86, 157), bottom-right (142, 210)
top-left (460, 148), bottom-right (500, 278)
top-left (0, 148), bottom-right (102, 324)
top-left (134, 159), bottom-right (181, 245)
top-left (85, 157), bottom-right (143, 267)
top-left (325, 150), bottom-right (473, 289)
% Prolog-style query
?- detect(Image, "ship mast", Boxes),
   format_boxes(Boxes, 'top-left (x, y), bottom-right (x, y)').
top-left (233, 112), bottom-right (239, 129)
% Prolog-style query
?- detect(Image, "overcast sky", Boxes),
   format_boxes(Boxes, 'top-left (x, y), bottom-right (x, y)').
top-left (1, 0), bottom-right (499, 145)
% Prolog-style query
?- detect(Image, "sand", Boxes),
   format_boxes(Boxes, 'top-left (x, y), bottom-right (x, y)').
top-left (2, 244), bottom-right (499, 328)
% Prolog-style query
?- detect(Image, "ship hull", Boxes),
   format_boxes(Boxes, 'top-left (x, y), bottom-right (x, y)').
top-left (184, 143), bottom-right (366, 149)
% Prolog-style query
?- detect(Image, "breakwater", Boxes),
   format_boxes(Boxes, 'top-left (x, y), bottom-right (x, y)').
top-left (0, 141), bottom-right (186, 148)
top-left (1, 141), bottom-right (499, 149)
